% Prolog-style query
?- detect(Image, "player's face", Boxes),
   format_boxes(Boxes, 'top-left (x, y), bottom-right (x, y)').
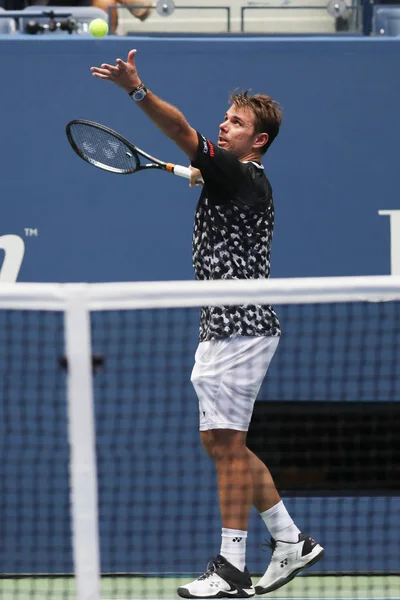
top-left (218, 106), bottom-right (257, 156)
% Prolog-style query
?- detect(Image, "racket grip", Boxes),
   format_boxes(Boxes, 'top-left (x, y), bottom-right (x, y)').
top-left (172, 165), bottom-right (192, 179)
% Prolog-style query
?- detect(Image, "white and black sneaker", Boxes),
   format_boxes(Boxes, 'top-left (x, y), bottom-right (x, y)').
top-left (254, 533), bottom-right (325, 595)
top-left (177, 555), bottom-right (255, 598)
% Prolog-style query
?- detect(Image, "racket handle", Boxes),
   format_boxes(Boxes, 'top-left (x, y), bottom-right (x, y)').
top-left (167, 163), bottom-right (204, 185)
top-left (172, 164), bottom-right (191, 179)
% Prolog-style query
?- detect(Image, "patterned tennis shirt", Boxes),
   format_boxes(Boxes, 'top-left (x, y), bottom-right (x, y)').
top-left (191, 132), bottom-right (281, 342)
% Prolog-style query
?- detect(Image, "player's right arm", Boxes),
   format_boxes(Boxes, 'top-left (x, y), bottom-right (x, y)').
top-left (90, 49), bottom-right (198, 161)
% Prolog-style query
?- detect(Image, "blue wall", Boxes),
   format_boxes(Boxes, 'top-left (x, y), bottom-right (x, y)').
top-left (0, 36), bottom-right (400, 577)
top-left (1, 36), bottom-right (400, 282)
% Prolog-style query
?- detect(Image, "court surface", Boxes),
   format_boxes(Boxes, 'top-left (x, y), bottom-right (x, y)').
top-left (0, 575), bottom-right (399, 600)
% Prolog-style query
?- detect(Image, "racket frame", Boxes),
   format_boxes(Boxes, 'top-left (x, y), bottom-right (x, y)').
top-left (66, 119), bottom-right (191, 178)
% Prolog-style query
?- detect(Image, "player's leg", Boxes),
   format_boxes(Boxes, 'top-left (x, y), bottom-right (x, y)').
top-left (189, 336), bottom-right (324, 595)
top-left (207, 429), bottom-right (252, 532)
top-left (248, 449), bottom-right (289, 517)
top-left (197, 430), bottom-right (324, 597)
top-left (196, 336), bottom-right (279, 545)
top-left (178, 338), bottom-right (267, 599)
top-left (249, 431), bottom-right (325, 594)
top-left (206, 428), bottom-right (253, 574)
top-left (178, 428), bottom-right (255, 599)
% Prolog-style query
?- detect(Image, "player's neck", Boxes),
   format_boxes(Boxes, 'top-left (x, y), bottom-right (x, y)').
top-left (239, 151), bottom-right (262, 164)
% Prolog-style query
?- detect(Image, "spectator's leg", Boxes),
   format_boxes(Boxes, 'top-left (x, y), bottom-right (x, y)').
top-left (92, 0), bottom-right (153, 33)
top-left (92, 0), bottom-right (119, 32)
top-left (120, 0), bottom-right (153, 21)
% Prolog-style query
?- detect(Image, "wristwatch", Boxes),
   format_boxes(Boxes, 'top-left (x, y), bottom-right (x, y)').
top-left (129, 83), bottom-right (148, 102)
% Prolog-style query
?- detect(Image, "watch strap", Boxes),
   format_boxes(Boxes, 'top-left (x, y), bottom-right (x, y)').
top-left (128, 83), bottom-right (148, 101)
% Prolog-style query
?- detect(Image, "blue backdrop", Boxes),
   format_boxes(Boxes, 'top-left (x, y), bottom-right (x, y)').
top-left (1, 35), bottom-right (400, 282)
top-left (0, 35), bottom-right (399, 577)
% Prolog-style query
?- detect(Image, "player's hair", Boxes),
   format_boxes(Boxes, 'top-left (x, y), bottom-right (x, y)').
top-left (229, 90), bottom-right (283, 154)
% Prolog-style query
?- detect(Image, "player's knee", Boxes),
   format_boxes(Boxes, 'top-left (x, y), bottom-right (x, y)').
top-left (200, 431), bottom-right (214, 458)
top-left (201, 430), bottom-right (247, 462)
top-left (200, 432), bottom-right (226, 461)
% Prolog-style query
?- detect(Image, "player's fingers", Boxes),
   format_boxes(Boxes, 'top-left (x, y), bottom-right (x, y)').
top-left (116, 58), bottom-right (127, 69)
top-left (190, 178), bottom-right (202, 188)
top-left (90, 67), bottom-right (113, 76)
top-left (91, 73), bottom-right (110, 80)
top-left (101, 63), bottom-right (119, 72)
top-left (127, 49), bottom-right (137, 65)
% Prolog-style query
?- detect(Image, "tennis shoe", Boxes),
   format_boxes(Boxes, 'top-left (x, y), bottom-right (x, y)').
top-left (254, 533), bottom-right (324, 595)
top-left (177, 555), bottom-right (255, 598)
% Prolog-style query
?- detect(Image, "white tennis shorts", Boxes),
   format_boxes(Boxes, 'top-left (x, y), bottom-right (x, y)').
top-left (191, 336), bottom-right (279, 431)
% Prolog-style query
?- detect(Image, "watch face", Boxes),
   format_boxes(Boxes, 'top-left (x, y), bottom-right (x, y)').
top-left (133, 89), bottom-right (146, 101)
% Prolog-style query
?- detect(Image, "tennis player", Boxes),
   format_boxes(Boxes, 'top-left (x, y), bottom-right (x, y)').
top-left (91, 49), bottom-right (324, 598)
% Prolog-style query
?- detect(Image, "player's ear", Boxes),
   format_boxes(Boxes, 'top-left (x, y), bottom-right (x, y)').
top-left (253, 132), bottom-right (269, 150)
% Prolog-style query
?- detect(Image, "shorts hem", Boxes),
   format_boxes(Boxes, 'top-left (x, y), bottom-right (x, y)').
top-left (199, 422), bottom-right (249, 432)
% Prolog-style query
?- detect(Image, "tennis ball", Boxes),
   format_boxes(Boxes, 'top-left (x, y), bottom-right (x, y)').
top-left (89, 18), bottom-right (109, 38)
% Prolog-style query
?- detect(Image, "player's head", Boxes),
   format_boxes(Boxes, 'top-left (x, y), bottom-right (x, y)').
top-left (218, 91), bottom-right (283, 158)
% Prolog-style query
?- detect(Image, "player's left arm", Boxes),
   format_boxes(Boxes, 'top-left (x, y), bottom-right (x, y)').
top-left (90, 49), bottom-right (198, 160)
top-left (135, 90), bottom-right (199, 160)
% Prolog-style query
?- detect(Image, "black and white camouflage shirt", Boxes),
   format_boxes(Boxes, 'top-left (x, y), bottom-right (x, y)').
top-left (191, 132), bottom-right (281, 342)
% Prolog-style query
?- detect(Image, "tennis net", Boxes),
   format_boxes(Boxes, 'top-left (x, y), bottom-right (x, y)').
top-left (0, 276), bottom-right (399, 600)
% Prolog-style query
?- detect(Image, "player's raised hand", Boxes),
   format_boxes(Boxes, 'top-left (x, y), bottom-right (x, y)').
top-left (90, 49), bottom-right (141, 93)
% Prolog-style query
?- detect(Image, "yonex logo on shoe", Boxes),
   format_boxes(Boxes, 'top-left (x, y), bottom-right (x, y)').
top-left (280, 558), bottom-right (288, 567)
top-left (232, 537), bottom-right (242, 542)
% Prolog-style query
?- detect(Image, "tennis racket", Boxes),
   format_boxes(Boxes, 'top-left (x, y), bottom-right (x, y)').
top-left (66, 119), bottom-right (192, 180)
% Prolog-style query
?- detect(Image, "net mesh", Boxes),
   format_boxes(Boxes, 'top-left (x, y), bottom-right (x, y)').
top-left (90, 302), bottom-right (400, 599)
top-left (0, 310), bottom-right (74, 600)
top-left (0, 281), bottom-right (399, 600)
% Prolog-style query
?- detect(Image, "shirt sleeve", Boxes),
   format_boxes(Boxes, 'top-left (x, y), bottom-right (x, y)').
top-left (191, 131), bottom-right (247, 194)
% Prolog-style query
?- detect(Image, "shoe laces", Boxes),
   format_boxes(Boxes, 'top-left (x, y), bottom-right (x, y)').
top-left (261, 538), bottom-right (277, 554)
top-left (198, 557), bottom-right (224, 580)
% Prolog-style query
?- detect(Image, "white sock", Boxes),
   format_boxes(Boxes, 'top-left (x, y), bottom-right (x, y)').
top-left (260, 500), bottom-right (301, 543)
top-left (220, 528), bottom-right (247, 572)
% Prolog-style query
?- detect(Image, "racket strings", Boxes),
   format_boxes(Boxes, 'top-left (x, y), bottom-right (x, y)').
top-left (69, 123), bottom-right (140, 173)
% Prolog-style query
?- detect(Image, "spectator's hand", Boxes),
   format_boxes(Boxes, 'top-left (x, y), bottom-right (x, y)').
top-left (90, 49), bottom-right (141, 93)
top-left (189, 166), bottom-right (204, 188)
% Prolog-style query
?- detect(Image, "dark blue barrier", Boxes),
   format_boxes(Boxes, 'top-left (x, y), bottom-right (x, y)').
top-left (0, 35), bottom-right (399, 576)
top-left (0, 36), bottom-right (400, 282)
